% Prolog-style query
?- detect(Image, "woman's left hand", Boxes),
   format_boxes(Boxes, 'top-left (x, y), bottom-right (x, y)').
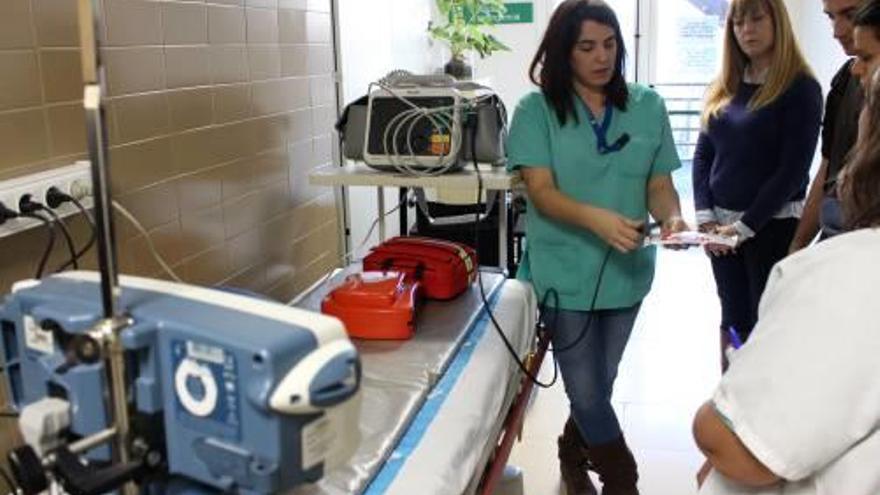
top-left (707, 224), bottom-right (739, 256)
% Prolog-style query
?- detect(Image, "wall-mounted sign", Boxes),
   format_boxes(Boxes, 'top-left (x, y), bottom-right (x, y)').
top-left (498, 2), bottom-right (534, 24)
top-left (464, 2), bottom-right (534, 24)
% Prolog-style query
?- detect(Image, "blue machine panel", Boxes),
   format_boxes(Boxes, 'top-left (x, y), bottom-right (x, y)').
top-left (171, 339), bottom-right (241, 440)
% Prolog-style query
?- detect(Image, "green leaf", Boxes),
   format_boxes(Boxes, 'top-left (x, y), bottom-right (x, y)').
top-left (427, 0), bottom-right (510, 59)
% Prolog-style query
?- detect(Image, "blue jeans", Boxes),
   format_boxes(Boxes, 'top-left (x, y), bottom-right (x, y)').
top-left (545, 304), bottom-right (641, 445)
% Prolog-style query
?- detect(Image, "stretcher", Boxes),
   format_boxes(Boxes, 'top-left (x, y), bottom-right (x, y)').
top-left (289, 270), bottom-right (540, 495)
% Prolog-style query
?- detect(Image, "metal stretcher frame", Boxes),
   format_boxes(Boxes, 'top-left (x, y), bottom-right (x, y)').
top-left (290, 270), bottom-right (539, 495)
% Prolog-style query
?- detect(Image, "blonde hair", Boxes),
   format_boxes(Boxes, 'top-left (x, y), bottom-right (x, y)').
top-left (701, 0), bottom-right (814, 127)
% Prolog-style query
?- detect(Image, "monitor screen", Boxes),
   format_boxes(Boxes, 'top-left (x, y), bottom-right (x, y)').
top-left (366, 96), bottom-right (457, 158)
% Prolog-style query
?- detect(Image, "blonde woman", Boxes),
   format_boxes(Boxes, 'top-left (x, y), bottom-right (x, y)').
top-left (692, 0), bottom-right (823, 361)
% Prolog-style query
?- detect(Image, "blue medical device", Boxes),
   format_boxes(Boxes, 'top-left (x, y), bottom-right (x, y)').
top-left (0, 272), bottom-right (361, 494)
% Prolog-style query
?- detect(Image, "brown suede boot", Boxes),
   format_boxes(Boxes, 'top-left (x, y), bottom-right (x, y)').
top-left (589, 435), bottom-right (639, 495)
top-left (557, 416), bottom-right (597, 495)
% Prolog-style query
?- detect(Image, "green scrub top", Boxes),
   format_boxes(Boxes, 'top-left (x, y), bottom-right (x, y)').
top-left (507, 83), bottom-right (681, 311)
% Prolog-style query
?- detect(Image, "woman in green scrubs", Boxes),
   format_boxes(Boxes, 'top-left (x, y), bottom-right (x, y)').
top-left (507, 1), bottom-right (688, 493)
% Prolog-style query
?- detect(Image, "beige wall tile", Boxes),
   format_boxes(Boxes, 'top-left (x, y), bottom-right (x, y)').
top-left (250, 79), bottom-right (284, 116)
top-left (182, 247), bottom-right (230, 286)
top-left (210, 45), bottom-right (249, 84)
top-left (246, 8), bottom-right (279, 44)
top-left (226, 228), bottom-right (263, 273)
top-left (279, 9), bottom-right (306, 44)
top-left (125, 220), bottom-right (186, 274)
top-left (221, 264), bottom-right (267, 293)
top-left (0, 0), bottom-right (34, 49)
top-left (117, 181), bottom-right (181, 232)
top-left (279, 0), bottom-right (308, 10)
top-left (165, 46), bottom-right (212, 89)
top-left (168, 88), bottom-right (213, 132)
top-left (280, 45), bottom-right (307, 77)
top-left (105, 0), bottom-right (163, 47)
top-left (180, 205), bottom-right (226, 258)
top-left (109, 137), bottom-right (176, 194)
top-left (213, 120), bottom-right (253, 164)
top-left (0, 51), bottom-right (42, 111)
top-left (175, 166), bottom-right (224, 212)
top-left (32, 0), bottom-right (79, 47)
top-left (47, 104), bottom-right (87, 156)
top-left (213, 84), bottom-right (251, 123)
top-left (0, 0), bottom-right (340, 301)
top-left (309, 75), bottom-right (335, 107)
top-left (163, 2), bottom-right (209, 45)
top-left (220, 159), bottom-right (257, 201)
top-left (248, 115), bottom-right (286, 153)
top-left (40, 49), bottom-right (83, 104)
top-left (247, 45), bottom-right (281, 81)
top-left (251, 149), bottom-right (288, 188)
top-left (311, 105), bottom-right (335, 136)
top-left (305, 11), bottom-right (332, 43)
top-left (208, 5), bottom-right (246, 44)
top-left (248, 0), bottom-right (278, 8)
top-left (283, 109), bottom-right (312, 144)
top-left (222, 186), bottom-right (287, 239)
top-left (113, 93), bottom-right (171, 143)
top-left (103, 48), bottom-right (165, 96)
top-left (0, 109), bottom-right (49, 171)
top-left (307, 45), bottom-right (334, 75)
top-left (282, 78), bottom-right (311, 111)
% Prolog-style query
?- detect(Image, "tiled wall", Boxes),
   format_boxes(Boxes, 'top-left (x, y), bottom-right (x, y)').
top-left (0, 0), bottom-right (342, 301)
top-left (0, 0), bottom-right (342, 452)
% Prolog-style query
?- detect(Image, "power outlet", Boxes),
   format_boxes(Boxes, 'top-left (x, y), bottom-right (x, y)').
top-left (0, 161), bottom-right (94, 240)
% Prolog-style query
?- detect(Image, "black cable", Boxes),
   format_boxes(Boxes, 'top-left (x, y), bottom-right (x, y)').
top-left (548, 246), bottom-right (613, 354)
top-left (467, 105), bottom-right (559, 389)
top-left (19, 212), bottom-right (56, 279)
top-left (49, 192), bottom-right (96, 273)
top-left (36, 206), bottom-right (78, 271)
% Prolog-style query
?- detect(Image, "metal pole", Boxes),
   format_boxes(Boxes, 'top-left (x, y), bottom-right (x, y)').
top-left (77, 3), bottom-right (135, 494)
top-left (78, 0), bottom-right (120, 320)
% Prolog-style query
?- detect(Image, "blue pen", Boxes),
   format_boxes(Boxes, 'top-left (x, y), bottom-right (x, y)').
top-left (727, 326), bottom-right (744, 350)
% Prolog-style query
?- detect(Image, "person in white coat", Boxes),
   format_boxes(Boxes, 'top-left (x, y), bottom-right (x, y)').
top-left (691, 64), bottom-right (880, 494)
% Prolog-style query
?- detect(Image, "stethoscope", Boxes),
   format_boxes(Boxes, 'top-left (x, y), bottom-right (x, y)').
top-left (586, 102), bottom-right (630, 155)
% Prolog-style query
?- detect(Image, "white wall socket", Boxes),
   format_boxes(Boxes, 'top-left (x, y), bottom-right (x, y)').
top-left (0, 161), bottom-right (94, 240)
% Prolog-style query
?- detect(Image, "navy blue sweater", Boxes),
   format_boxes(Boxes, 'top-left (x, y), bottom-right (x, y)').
top-left (692, 76), bottom-right (823, 232)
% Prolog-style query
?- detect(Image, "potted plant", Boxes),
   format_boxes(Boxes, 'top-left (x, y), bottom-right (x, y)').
top-left (428, 0), bottom-right (511, 79)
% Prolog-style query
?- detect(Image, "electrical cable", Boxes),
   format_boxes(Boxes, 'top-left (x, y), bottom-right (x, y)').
top-left (466, 106), bottom-right (559, 389)
top-left (19, 212), bottom-right (56, 279)
top-left (368, 80), bottom-right (496, 177)
top-left (33, 205), bottom-right (78, 271)
top-left (111, 200), bottom-right (183, 283)
top-left (53, 195), bottom-right (96, 273)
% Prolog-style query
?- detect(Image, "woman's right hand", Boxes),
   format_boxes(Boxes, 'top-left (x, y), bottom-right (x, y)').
top-left (588, 208), bottom-right (645, 253)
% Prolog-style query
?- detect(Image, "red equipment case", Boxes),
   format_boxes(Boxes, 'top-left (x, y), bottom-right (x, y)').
top-left (321, 272), bottom-right (421, 340)
top-left (362, 237), bottom-right (477, 300)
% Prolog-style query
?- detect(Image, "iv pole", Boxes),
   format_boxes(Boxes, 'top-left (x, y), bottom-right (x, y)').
top-left (76, 2), bottom-right (136, 494)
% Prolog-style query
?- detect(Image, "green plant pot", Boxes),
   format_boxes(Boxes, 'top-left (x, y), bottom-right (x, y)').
top-left (444, 57), bottom-right (473, 80)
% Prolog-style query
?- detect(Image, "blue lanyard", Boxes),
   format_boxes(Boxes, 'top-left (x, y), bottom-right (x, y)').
top-left (587, 103), bottom-right (629, 155)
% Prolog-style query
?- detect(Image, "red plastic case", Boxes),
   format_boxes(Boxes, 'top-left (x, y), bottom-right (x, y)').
top-left (362, 237), bottom-right (477, 300)
top-left (321, 271), bottom-right (421, 340)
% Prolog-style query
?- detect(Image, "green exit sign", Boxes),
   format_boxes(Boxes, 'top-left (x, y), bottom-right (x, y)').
top-left (498, 2), bottom-right (533, 24)
top-left (464, 2), bottom-right (534, 24)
